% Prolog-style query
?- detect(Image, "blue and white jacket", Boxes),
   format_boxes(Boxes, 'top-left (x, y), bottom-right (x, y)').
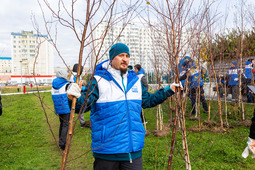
top-left (137, 68), bottom-right (145, 78)
top-left (75, 60), bottom-right (174, 158)
top-left (51, 77), bottom-right (70, 114)
top-left (180, 63), bottom-right (203, 89)
top-left (227, 66), bottom-right (239, 86)
top-left (244, 60), bottom-right (254, 80)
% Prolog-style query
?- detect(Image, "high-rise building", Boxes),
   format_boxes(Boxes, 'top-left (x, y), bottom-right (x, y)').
top-left (11, 31), bottom-right (54, 76)
top-left (91, 22), bottom-right (168, 73)
top-left (0, 57), bottom-right (11, 74)
top-left (0, 57), bottom-right (12, 83)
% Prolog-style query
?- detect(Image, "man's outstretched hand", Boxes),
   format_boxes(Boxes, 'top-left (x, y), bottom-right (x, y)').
top-left (170, 82), bottom-right (183, 93)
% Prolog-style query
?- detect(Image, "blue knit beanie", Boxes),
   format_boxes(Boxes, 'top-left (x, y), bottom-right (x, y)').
top-left (109, 43), bottom-right (130, 61)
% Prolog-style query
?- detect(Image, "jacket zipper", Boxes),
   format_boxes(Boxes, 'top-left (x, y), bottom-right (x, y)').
top-left (121, 74), bottom-right (132, 163)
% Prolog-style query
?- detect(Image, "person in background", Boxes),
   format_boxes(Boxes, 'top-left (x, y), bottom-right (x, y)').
top-left (134, 64), bottom-right (149, 123)
top-left (244, 59), bottom-right (255, 103)
top-left (67, 43), bottom-right (181, 169)
top-left (70, 63), bottom-right (86, 128)
top-left (180, 60), bottom-right (208, 115)
top-left (217, 74), bottom-right (226, 98)
top-left (127, 65), bottom-right (133, 71)
top-left (226, 62), bottom-right (239, 105)
top-left (178, 56), bottom-right (191, 89)
top-left (134, 64), bottom-right (148, 90)
top-left (51, 70), bottom-right (70, 150)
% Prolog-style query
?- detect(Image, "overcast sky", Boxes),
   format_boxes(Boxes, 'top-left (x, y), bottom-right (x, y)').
top-left (0, 0), bottom-right (255, 67)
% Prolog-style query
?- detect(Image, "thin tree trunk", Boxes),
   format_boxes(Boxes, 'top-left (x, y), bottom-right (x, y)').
top-left (208, 67), bottom-right (212, 121)
top-left (61, 1), bottom-right (91, 169)
top-left (142, 109), bottom-right (147, 131)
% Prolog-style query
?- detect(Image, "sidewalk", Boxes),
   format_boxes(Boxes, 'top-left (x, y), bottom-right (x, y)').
top-left (1, 90), bottom-right (51, 96)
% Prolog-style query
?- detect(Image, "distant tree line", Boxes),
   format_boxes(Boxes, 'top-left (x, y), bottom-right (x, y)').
top-left (211, 28), bottom-right (255, 60)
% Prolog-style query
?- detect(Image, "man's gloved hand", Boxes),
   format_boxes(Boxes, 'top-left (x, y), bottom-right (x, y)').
top-left (242, 137), bottom-right (255, 158)
top-left (234, 78), bottom-right (238, 81)
top-left (67, 83), bottom-right (81, 99)
top-left (170, 82), bottom-right (183, 93)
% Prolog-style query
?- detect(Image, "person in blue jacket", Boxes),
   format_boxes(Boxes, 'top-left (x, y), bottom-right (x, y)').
top-left (244, 59), bottom-right (255, 103)
top-left (70, 63), bottom-right (86, 127)
top-left (51, 70), bottom-right (70, 150)
top-left (67, 43), bottom-right (181, 169)
top-left (226, 62), bottom-right (239, 105)
top-left (180, 60), bottom-right (208, 115)
top-left (134, 64), bottom-right (149, 124)
top-left (178, 56), bottom-right (191, 88)
top-left (216, 74), bottom-right (226, 98)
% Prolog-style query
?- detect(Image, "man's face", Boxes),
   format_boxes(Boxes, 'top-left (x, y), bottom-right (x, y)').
top-left (134, 67), bottom-right (138, 74)
top-left (111, 53), bottom-right (130, 73)
top-left (231, 64), bottom-right (236, 68)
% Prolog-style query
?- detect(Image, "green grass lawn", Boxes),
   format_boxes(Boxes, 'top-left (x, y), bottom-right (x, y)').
top-left (0, 92), bottom-right (254, 169)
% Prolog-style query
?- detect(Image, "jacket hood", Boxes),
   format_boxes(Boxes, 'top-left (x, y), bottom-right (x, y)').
top-left (95, 60), bottom-right (109, 72)
top-left (178, 56), bottom-right (191, 72)
top-left (52, 77), bottom-right (69, 89)
top-left (246, 60), bottom-right (252, 65)
top-left (137, 68), bottom-right (145, 75)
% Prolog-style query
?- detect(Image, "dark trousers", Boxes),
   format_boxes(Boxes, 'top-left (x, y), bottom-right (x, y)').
top-left (59, 113), bottom-right (70, 149)
top-left (189, 86), bottom-right (208, 115)
top-left (218, 84), bottom-right (224, 98)
top-left (227, 85), bottom-right (238, 102)
top-left (250, 109), bottom-right (255, 139)
top-left (94, 157), bottom-right (143, 170)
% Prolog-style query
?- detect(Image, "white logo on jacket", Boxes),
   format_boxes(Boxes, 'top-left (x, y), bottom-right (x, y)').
top-left (132, 85), bottom-right (138, 93)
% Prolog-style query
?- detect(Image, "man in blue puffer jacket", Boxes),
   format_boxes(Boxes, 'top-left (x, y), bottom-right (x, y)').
top-left (51, 70), bottom-right (70, 150)
top-left (67, 43), bottom-right (181, 169)
top-left (180, 61), bottom-right (208, 115)
top-left (226, 62), bottom-right (239, 105)
top-left (244, 59), bottom-right (255, 103)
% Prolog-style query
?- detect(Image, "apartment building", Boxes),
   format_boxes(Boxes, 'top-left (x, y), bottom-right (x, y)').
top-left (11, 31), bottom-right (54, 76)
top-left (11, 31), bottom-right (54, 83)
top-left (0, 57), bottom-right (12, 83)
top-left (91, 22), bottom-right (169, 73)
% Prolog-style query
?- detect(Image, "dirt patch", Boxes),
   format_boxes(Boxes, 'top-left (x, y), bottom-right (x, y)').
top-left (236, 120), bottom-right (251, 127)
top-left (145, 130), bottom-right (151, 136)
top-left (187, 125), bottom-right (228, 133)
top-left (84, 120), bottom-right (91, 128)
top-left (187, 126), bottom-right (209, 132)
top-left (151, 130), bottom-right (169, 137)
top-left (189, 117), bottom-right (199, 121)
top-left (210, 127), bottom-right (228, 133)
top-left (203, 120), bottom-right (217, 128)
